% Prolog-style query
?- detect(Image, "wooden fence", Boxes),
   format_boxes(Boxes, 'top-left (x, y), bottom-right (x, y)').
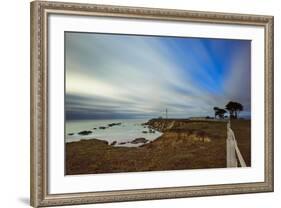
top-left (226, 120), bottom-right (247, 167)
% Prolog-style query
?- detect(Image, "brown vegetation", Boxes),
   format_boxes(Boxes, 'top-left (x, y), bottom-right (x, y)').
top-left (230, 119), bottom-right (251, 166)
top-left (65, 119), bottom-right (250, 175)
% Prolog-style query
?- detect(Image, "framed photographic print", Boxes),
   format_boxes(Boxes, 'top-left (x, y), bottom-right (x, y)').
top-left (30, 1), bottom-right (274, 207)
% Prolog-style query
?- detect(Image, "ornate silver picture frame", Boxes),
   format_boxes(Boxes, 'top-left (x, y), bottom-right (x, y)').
top-left (30, 1), bottom-right (273, 207)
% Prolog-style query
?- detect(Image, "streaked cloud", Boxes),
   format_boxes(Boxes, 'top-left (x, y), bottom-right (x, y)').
top-left (65, 32), bottom-right (251, 120)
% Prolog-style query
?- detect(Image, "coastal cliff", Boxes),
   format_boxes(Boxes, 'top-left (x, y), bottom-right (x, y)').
top-left (145, 119), bottom-right (228, 145)
top-left (145, 119), bottom-right (179, 131)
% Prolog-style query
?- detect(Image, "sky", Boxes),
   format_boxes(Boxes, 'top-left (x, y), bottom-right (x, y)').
top-left (65, 32), bottom-right (251, 120)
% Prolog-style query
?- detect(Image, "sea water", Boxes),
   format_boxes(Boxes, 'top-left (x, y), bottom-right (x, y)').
top-left (65, 119), bottom-right (162, 147)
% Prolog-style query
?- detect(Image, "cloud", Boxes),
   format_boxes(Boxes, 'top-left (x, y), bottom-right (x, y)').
top-left (222, 42), bottom-right (251, 113)
top-left (65, 32), bottom-right (251, 119)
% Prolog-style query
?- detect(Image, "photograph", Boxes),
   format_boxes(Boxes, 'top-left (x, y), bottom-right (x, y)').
top-left (64, 32), bottom-right (251, 175)
top-left (30, 1), bottom-right (273, 206)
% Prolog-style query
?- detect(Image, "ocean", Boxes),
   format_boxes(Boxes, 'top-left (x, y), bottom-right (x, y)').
top-left (65, 119), bottom-right (162, 147)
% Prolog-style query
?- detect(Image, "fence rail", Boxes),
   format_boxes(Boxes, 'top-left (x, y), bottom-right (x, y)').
top-left (226, 120), bottom-right (246, 167)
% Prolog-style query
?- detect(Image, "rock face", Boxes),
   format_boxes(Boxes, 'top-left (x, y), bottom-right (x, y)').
top-left (146, 119), bottom-right (189, 132)
top-left (145, 119), bottom-right (219, 143)
top-left (78, 130), bottom-right (92, 135)
top-left (131, 138), bottom-right (149, 144)
top-left (110, 141), bottom-right (117, 146)
top-left (99, 126), bottom-right (107, 130)
top-left (68, 133), bottom-right (74, 136)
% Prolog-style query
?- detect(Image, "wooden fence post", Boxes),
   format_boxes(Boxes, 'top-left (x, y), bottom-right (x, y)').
top-left (227, 120), bottom-right (238, 167)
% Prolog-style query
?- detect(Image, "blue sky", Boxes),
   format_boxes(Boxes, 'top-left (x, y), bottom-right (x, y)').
top-left (65, 32), bottom-right (251, 120)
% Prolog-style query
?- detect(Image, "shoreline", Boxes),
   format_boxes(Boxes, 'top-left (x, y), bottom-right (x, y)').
top-left (65, 119), bottom-right (163, 146)
top-left (65, 118), bottom-right (233, 145)
top-left (65, 119), bottom-right (251, 175)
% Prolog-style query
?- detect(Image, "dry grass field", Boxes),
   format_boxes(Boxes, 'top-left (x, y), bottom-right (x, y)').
top-left (65, 119), bottom-right (250, 175)
top-left (230, 120), bottom-right (251, 166)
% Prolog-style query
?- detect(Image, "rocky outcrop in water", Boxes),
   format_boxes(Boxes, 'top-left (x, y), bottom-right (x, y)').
top-left (118, 142), bottom-right (127, 145)
top-left (131, 138), bottom-right (149, 144)
top-left (149, 129), bottom-right (155, 133)
top-left (108, 122), bottom-right (122, 127)
top-left (78, 130), bottom-right (92, 135)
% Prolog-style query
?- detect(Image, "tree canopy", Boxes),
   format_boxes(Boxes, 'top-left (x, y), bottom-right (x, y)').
top-left (213, 101), bottom-right (244, 119)
top-left (225, 101), bottom-right (243, 119)
top-left (213, 107), bottom-right (227, 119)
